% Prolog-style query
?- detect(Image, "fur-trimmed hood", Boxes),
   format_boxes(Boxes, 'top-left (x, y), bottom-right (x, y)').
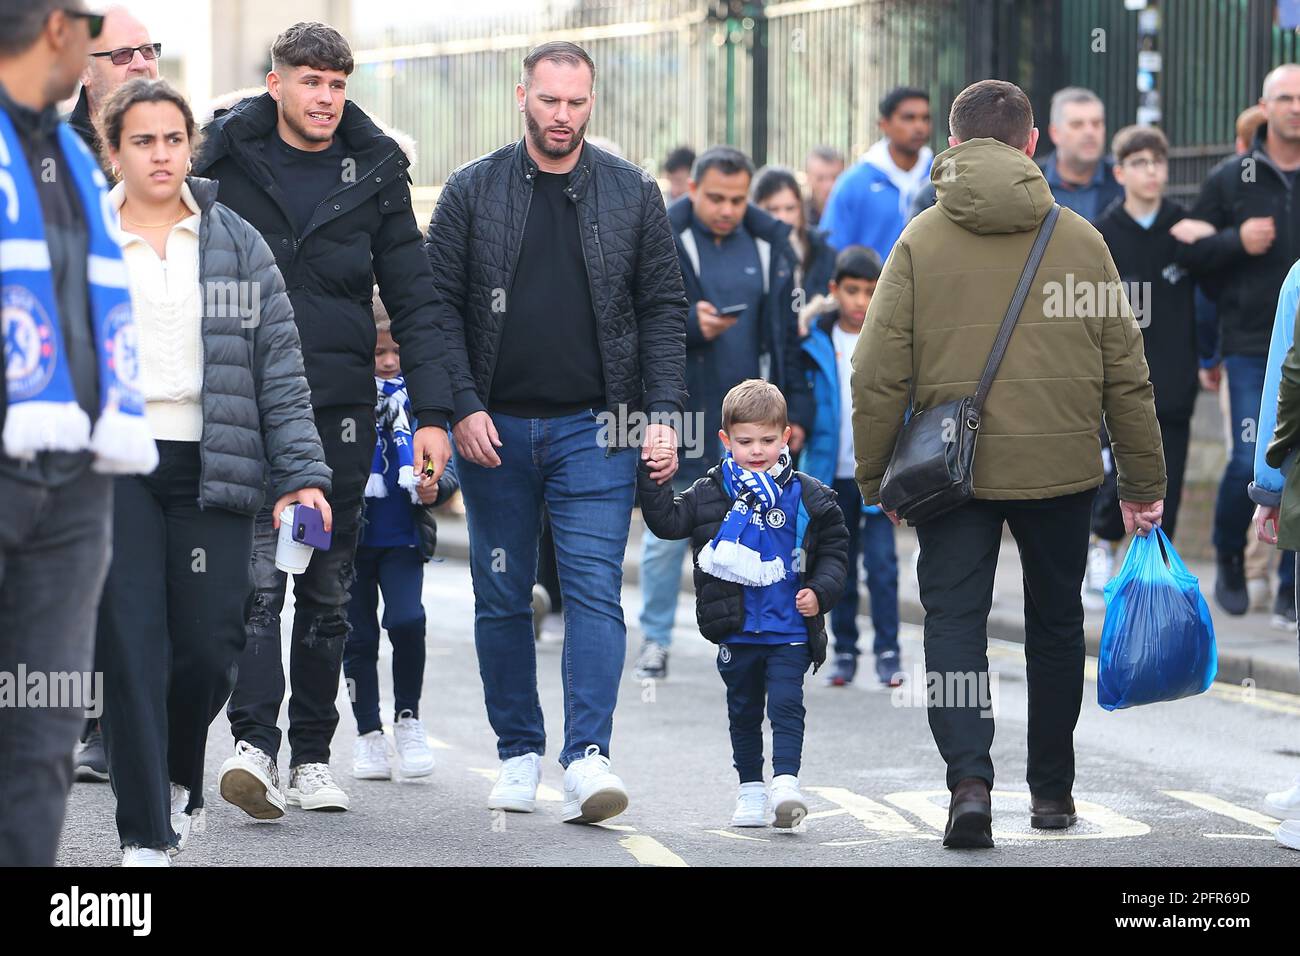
top-left (197, 87), bottom-right (418, 174)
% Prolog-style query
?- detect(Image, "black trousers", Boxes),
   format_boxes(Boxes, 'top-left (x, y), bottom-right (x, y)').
top-left (1092, 416), bottom-right (1188, 542)
top-left (914, 489), bottom-right (1094, 798)
top-left (96, 442), bottom-right (254, 850)
top-left (228, 405), bottom-right (374, 766)
top-left (0, 471), bottom-right (112, 866)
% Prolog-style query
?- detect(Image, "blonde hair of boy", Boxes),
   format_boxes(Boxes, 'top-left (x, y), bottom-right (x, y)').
top-left (722, 379), bottom-right (788, 433)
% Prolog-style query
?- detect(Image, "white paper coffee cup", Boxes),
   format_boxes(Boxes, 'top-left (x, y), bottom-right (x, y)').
top-left (275, 504), bottom-right (314, 573)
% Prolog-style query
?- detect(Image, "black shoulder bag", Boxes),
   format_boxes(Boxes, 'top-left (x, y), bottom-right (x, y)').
top-left (877, 203), bottom-right (1060, 525)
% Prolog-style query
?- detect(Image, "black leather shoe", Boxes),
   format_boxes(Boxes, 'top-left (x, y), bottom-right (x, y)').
top-left (943, 777), bottom-right (993, 848)
top-left (1030, 794), bottom-right (1077, 829)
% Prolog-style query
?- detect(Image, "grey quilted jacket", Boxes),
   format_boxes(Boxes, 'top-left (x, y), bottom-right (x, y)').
top-left (425, 138), bottom-right (688, 425)
top-left (185, 176), bottom-right (331, 513)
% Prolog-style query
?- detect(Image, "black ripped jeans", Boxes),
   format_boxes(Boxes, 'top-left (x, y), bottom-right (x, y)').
top-left (227, 404), bottom-right (375, 767)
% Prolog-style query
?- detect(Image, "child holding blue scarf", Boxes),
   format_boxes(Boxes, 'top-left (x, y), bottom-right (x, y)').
top-left (637, 380), bottom-right (848, 829)
top-left (345, 289), bottom-right (458, 783)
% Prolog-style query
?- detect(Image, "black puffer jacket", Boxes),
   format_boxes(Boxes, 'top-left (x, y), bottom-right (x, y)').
top-left (425, 138), bottom-right (688, 425)
top-left (636, 461), bottom-right (849, 670)
top-left (185, 177), bottom-right (331, 513)
top-left (194, 93), bottom-right (451, 425)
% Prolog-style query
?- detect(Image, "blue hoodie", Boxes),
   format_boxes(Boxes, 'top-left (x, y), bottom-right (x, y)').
top-left (820, 140), bottom-right (933, 263)
top-left (1250, 260), bottom-right (1300, 507)
top-left (798, 309), bottom-right (880, 516)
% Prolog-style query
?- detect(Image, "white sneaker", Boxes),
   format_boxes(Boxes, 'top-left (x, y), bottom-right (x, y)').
top-left (122, 846), bottom-right (170, 867)
top-left (168, 784), bottom-right (204, 856)
top-left (286, 762), bottom-right (350, 811)
top-left (562, 744), bottom-right (628, 824)
top-left (769, 774), bottom-right (808, 829)
top-left (1264, 775), bottom-right (1300, 821)
top-left (1082, 542), bottom-right (1113, 611)
top-left (393, 711), bottom-right (436, 778)
top-left (219, 740), bottom-right (286, 820)
top-left (731, 781), bottom-right (771, 827)
top-left (488, 753), bottom-right (542, 812)
top-left (1277, 820), bottom-right (1300, 850)
top-left (352, 730), bottom-right (392, 780)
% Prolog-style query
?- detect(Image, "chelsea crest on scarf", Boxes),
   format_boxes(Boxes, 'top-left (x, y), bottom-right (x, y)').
top-left (698, 446), bottom-right (798, 587)
top-left (0, 109), bottom-right (156, 474)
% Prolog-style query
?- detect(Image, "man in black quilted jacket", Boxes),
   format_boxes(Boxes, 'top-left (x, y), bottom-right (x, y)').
top-left (425, 41), bottom-right (688, 825)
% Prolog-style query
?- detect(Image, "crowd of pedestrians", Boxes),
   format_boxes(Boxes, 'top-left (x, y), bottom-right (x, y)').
top-left (1, 0), bottom-right (1299, 864)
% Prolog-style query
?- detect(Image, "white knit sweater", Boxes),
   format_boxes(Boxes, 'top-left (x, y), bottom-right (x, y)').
top-left (110, 182), bottom-right (204, 442)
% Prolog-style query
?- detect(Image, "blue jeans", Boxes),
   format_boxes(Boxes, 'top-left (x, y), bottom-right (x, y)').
top-left (343, 545), bottom-right (426, 736)
top-left (716, 642), bottom-right (811, 783)
top-left (639, 526), bottom-right (690, 647)
top-left (830, 479), bottom-right (900, 658)
top-left (1215, 354), bottom-right (1267, 556)
top-left (456, 410), bottom-right (637, 767)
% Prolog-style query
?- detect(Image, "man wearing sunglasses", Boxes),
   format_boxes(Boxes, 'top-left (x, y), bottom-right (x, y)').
top-left (61, 7), bottom-right (161, 788)
top-left (67, 5), bottom-right (159, 170)
top-left (0, 0), bottom-right (153, 866)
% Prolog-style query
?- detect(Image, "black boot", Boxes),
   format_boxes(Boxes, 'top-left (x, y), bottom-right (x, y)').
top-left (1214, 551), bottom-right (1249, 616)
top-left (1030, 793), bottom-right (1077, 829)
top-left (943, 777), bottom-right (994, 848)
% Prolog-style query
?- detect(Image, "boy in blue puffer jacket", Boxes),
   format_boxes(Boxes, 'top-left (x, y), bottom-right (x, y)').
top-left (799, 246), bottom-right (903, 688)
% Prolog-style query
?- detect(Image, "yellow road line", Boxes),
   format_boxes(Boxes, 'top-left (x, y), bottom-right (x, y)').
top-left (804, 808), bottom-right (849, 821)
top-left (704, 829), bottom-right (769, 842)
top-left (806, 787), bottom-right (918, 833)
top-left (1203, 833), bottom-right (1277, 840)
top-left (1160, 790), bottom-right (1280, 833)
top-left (619, 835), bottom-right (689, 866)
top-left (883, 789), bottom-right (1150, 840)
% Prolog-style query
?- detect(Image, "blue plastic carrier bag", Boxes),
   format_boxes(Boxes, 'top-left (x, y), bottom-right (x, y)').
top-left (1097, 527), bottom-right (1218, 711)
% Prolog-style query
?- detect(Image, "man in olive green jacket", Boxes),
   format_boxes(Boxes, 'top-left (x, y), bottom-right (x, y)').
top-left (850, 80), bottom-right (1166, 849)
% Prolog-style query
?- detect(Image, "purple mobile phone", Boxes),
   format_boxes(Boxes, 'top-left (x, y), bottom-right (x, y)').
top-left (291, 504), bottom-right (332, 551)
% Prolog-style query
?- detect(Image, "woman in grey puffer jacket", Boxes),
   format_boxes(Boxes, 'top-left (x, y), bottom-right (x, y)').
top-left (91, 79), bottom-right (331, 866)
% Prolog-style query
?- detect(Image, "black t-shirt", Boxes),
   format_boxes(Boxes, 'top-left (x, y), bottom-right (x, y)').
top-left (265, 132), bottom-right (346, 236)
top-left (489, 170), bottom-right (605, 417)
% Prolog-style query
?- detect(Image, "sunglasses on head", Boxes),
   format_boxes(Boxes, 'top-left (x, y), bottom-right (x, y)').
top-left (61, 9), bottom-right (105, 40)
top-left (89, 42), bottom-right (163, 66)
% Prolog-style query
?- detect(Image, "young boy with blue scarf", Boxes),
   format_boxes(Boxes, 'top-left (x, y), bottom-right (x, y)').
top-left (637, 380), bottom-right (848, 828)
top-left (344, 290), bottom-right (458, 783)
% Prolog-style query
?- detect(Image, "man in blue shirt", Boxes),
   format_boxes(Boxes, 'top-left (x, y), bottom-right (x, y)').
top-left (1039, 87), bottom-right (1123, 224)
top-left (635, 146), bottom-right (811, 682)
